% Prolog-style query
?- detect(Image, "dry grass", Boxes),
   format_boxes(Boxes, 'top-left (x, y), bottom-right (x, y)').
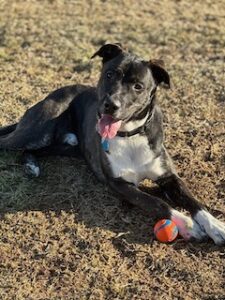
top-left (0, 0), bottom-right (225, 299)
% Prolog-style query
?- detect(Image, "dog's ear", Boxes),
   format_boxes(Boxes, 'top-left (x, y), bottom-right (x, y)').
top-left (91, 43), bottom-right (123, 63)
top-left (149, 59), bottom-right (170, 88)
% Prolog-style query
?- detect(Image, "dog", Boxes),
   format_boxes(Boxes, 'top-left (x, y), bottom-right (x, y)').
top-left (0, 43), bottom-right (225, 245)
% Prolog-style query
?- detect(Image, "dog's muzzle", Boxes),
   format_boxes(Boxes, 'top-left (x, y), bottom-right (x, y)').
top-left (102, 94), bottom-right (121, 116)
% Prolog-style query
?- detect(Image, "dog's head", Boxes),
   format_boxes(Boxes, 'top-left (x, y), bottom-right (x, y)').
top-left (92, 43), bottom-right (170, 138)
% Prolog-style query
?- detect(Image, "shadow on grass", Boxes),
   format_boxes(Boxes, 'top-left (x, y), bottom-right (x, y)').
top-left (0, 150), bottom-right (224, 256)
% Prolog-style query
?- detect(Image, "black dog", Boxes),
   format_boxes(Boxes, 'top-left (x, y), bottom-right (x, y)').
top-left (1, 43), bottom-right (225, 245)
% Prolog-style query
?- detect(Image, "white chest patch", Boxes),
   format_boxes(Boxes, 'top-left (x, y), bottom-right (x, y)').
top-left (106, 134), bottom-right (165, 185)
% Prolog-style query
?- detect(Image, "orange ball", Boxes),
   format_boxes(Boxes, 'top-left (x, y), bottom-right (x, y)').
top-left (154, 219), bottom-right (178, 243)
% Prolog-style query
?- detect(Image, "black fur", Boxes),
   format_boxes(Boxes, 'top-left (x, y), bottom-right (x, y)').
top-left (1, 43), bottom-right (224, 244)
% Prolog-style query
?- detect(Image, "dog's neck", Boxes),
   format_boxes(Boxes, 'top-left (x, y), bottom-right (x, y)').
top-left (119, 112), bottom-right (150, 132)
top-left (116, 89), bottom-right (156, 137)
top-left (116, 106), bottom-right (154, 138)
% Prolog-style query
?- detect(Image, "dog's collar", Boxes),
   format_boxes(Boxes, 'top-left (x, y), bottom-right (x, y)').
top-left (116, 115), bottom-right (152, 137)
top-left (116, 123), bottom-right (147, 137)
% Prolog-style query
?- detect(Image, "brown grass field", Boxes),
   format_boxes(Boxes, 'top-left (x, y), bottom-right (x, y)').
top-left (0, 0), bottom-right (225, 299)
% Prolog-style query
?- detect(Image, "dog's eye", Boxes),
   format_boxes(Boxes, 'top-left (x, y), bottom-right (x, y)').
top-left (106, 71), bottom-right (114, 79)
top-left (134, 83), bottom-right (143, 91)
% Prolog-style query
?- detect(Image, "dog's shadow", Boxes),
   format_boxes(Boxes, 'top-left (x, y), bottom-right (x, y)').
top-left (0, 153), bottom-right (224, 255)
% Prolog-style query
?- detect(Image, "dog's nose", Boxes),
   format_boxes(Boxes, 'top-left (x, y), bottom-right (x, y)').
top-left (104, 98), bottom-right (120, 114)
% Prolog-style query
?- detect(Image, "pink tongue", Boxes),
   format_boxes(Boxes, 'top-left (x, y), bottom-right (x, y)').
top-left (97, 115), bottom-right (122, 139)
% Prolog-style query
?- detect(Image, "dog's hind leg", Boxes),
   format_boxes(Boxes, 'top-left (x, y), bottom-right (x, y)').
top-left (62, 133), bottom-right (78, 146)
top-left (32, 143), bottom-right (82, 158)
top-left (0, 85), bottom-right (87, 151)
top-left (17, 129), bottom-right (80, 178)
top-left (0, 123), bottom-right (17, 136)
top-left (21, 142), bottom-right (82, 177)
top-left (21, 145), bottom-right (81, 178)
top-left (22, 152), bottom-right (40, 178)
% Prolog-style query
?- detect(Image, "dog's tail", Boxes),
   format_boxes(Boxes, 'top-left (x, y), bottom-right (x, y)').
top-left (0, 123), bottom-right (17, 136)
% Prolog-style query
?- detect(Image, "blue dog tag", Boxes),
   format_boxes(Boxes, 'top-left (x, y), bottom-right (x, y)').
top-left (101, 138), bottom-right (109, 152)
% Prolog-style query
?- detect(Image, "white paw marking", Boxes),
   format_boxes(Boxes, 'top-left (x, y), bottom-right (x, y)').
top-left (63, 133), bottom-right (78, 146)
top-left (171, 209), bottom-right (207, 241)
top-left (24, 163), bottom-right (40, 177)
top-left (194, 210), bottom-right (225, 245)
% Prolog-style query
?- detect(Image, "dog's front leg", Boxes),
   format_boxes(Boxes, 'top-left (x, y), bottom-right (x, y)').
top-left (109, 178), bottom-right (171, 218)
top-left (156, 174), bottom-right (225, 245)
top-left (109, 178), bottom-right (206, 242)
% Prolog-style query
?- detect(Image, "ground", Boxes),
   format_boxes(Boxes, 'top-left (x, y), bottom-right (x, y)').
top-left (0, 0), bottom-right (225, 299)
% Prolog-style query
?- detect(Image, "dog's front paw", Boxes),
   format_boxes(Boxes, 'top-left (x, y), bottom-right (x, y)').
top-left (194, 210), bottom-right (225, 245)
top-left (171, 210), bottom-right (207, 242)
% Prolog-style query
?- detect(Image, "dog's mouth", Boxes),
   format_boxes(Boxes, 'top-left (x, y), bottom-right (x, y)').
top-left (97, 114), bottom-right (122, 139)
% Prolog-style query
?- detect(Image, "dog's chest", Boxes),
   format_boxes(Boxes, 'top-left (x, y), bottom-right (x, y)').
top-left (106, 134), bottom-right (156, 185)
